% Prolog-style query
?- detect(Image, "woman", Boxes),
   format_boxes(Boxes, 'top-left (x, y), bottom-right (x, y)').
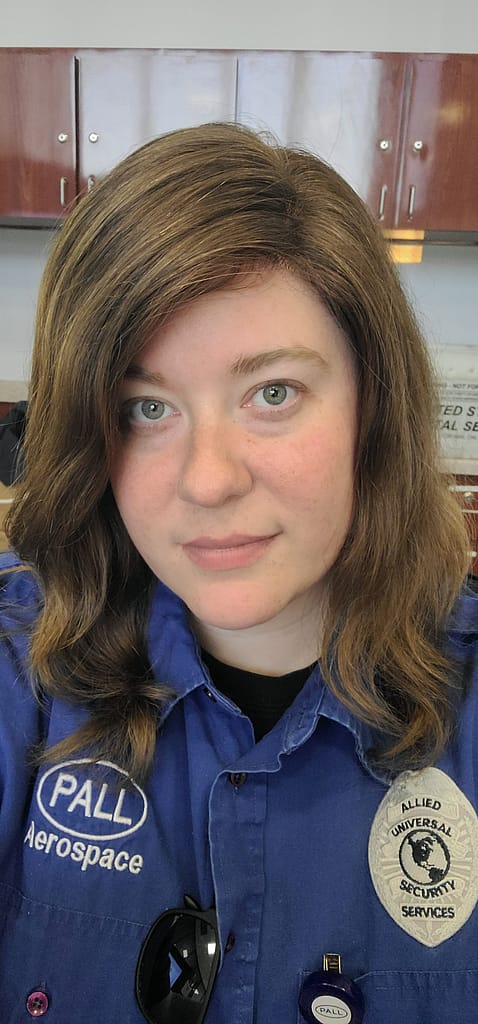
top-left (1, 122), bottom-right (476, 1023)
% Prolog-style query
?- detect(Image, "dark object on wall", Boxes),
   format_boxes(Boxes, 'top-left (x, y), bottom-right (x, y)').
top-left (0, 401), bottom-right (27, 485)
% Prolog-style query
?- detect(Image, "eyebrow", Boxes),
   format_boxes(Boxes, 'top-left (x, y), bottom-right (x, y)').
top-left (230, 346), bottom-right (329, 376)
top-left (125, 346), bottom-right (328, 387)
top-left (124, 365), bottom-right (167, 387)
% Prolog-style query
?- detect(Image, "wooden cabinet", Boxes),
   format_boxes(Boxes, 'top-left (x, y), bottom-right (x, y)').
top-left (396, 54), bottom-right (478, 231)
top-left (0, 48), bottom-right (237, 217)
top-left (236, 51), bottom-right (478, 232)
top-left (0, 49), bottom-right (76, 220)
top-left (236, 51), bottom-right (407, 228)
top-left (1, 49), bottom-right (478, 232)
top-left (76, 50), bottom-right (237, 192)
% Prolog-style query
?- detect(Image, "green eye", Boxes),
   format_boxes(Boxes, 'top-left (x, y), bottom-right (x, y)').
top-left (138, 400), bottom-right (166, 420)
top-left (121, 397), bottom-right (172, 429)
top-left (261, 384), bottom-right (288, 405)
top-left (249, 382), bottom-right (300, 412)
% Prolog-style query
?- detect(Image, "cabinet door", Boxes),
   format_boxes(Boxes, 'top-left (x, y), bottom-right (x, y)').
top-left (236, 51), bottom-right (407, 228)
top-left (397, 54), bottom-right (478, 231)
top-left (0, 49), bottom-right (76, 220)
top-left (77, 50), bottom-right (237, 192)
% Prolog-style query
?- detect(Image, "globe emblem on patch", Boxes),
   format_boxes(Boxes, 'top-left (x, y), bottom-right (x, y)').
top-left (399, 828), bottom-right (451, 885)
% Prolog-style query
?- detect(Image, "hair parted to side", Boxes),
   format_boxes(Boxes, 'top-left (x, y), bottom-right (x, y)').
top-left (6, 121), bottom-right (469, 782)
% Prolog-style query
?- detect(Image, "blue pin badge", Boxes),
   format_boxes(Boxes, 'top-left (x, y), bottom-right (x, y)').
top-left (298, 953), bottom-right (364, 1024)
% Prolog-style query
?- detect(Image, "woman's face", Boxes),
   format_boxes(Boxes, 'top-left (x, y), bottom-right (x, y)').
top-left (110, 268), bottom-right (357, 644)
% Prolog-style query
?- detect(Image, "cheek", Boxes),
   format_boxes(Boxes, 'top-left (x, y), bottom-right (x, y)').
top-left (265, 421), bottom-right (356, 510)
top-left (110, 453), bottom-right (161, 526)
top-left (110, 444), bottom-right (176, 500)
top-left (109, 454), bottom-right (134, 513)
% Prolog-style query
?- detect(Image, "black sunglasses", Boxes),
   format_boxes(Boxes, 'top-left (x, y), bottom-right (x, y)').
top-left (136, 895), bottom-right (220, 1024)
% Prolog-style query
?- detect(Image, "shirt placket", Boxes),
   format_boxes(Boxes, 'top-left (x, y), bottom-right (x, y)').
top-left (207, 765), bottom-right (268, 1024)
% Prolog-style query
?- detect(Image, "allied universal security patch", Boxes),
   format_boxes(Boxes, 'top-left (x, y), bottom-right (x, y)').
top-left (368, 767), bottom-right (478, 946)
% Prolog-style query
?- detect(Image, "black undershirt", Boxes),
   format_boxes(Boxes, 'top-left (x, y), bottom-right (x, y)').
top-left (201, 649), bottom-right (316, 741)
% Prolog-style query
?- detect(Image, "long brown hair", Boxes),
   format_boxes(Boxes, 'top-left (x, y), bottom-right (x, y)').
top-left (6, 122), bottom-right (469, 782)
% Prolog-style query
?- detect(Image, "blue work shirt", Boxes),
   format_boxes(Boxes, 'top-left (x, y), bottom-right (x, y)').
top-left (1, 551), bottom-right (478, 1023)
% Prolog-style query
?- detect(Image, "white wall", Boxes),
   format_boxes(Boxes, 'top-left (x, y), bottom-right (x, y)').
top-left (0, 229), bottom-right (52, 384)
top-left (3, 0), bottom-right (478, 52)
top-left (399, 246), bottom-right (478, 349)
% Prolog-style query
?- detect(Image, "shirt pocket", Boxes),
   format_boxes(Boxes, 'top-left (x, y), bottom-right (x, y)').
top-left (297, 969), bottom-right (478, 1024)
top-left (0, 882), bottom-right (147, 1023)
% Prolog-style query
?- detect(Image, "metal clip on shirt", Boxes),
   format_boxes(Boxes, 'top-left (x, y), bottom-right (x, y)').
top-left (299, 953), bottom-right (364, 1024)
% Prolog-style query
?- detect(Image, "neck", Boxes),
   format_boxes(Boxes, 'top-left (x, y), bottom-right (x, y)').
top-left (191, 596), bottom-right (322, 676)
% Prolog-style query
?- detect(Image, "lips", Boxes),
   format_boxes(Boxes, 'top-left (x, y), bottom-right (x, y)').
top-left (183, 534), bottom-right (272, 549)
top-left (181, 533), bottom-right (278, 570)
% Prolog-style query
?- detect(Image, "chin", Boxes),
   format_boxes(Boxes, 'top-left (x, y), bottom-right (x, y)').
top-left (196, 609), bottom-right (276, 632)
top-left (187, 593), bottom-right (283, 633)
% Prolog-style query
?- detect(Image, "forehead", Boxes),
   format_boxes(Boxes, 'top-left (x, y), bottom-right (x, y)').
top-left (134, 267), bottom-right (351, 371)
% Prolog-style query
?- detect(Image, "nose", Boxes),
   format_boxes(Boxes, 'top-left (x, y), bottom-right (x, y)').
top-left (177, 421), bottom-right (253, 507)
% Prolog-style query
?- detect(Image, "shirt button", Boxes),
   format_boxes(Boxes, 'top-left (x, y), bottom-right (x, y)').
top-left (228, 772), bottom-right (247, 787)
top-left (203, 687), bottom-right (217, 701)
top-left (26, 991), bottom-right (49, 1016)
top-left (225, 931), bottom-right (236, 952)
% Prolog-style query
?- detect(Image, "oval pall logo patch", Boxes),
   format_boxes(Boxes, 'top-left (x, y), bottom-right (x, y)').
top-left (37, 759), bottom-right (147, 841)
top-left (311, 995), bottom-right (351, 1022)
top-left (368, 767), bottom-right (478, 946)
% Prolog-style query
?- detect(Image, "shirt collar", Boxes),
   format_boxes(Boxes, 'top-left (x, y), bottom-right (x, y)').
top-left (146, 580), bottom-right (388, 782)
top-left (147, 580), bottom-right (209, 701)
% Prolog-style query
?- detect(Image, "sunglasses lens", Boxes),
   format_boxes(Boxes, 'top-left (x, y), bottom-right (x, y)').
top-left (136, 910), bottom-right (219, 1024)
